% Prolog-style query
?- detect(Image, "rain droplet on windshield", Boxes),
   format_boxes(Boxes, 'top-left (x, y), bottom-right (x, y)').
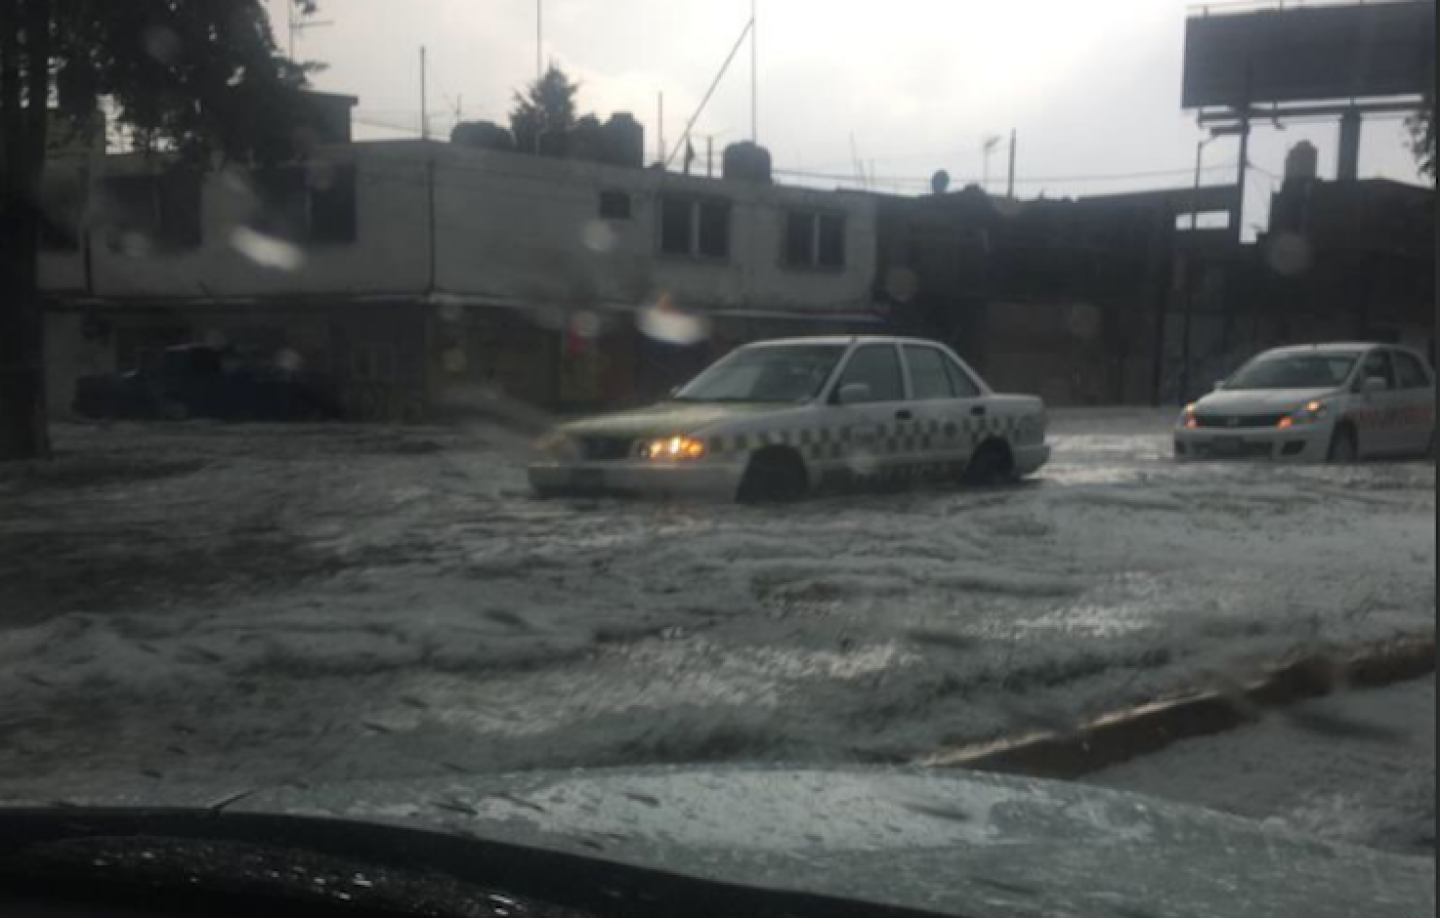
top-left (230, 226), bottom-right (306, 272)
top-left (142, 26), bottom-right (181, 65)
top-left (570, 311), bottom-right (603, 340)
top-left (114, 231), bottom-right (154, 258)
top-left (581, 219), bottom-right (618, 254)
top-left (275, 348), bottom-right (304, 372)
top-left (1267, 232), bottom-right (1314, 277)
top-left (637, 299), bottom-right (710, 346)
top-left (884, 266), bottom-right (920, 303)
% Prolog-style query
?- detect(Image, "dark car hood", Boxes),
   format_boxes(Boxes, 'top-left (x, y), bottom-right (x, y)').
top-left (3, 765), bottom-right (1431, 918)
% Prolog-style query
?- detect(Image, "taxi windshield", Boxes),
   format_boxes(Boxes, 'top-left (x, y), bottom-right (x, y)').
top-left (674, 345), bottom-right (846, 404)
top-left (1225, 353), bottom-right (1360, 391)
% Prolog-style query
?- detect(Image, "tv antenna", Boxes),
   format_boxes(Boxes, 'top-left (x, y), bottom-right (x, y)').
top-left (288, 1), bottom-right (333, 60)
top-left (981, 135), bottom-right (1003, 192)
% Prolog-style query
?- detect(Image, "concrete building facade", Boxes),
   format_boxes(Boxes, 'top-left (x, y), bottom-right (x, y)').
top-left (40, 139), bottom-right (882, 418)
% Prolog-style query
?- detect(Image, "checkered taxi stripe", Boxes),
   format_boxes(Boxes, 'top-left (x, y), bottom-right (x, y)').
top-left (708, 415), bottom-right (1035, 463)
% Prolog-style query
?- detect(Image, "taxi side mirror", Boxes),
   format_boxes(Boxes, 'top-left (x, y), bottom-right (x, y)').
top-left (1361, 376), bottom-right (1389, 395)
top-left (837, 383), bottom-right (873, 405)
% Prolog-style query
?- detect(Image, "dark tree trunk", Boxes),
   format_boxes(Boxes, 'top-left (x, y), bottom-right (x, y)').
top-left (0, 0), bottom-right (51, 461)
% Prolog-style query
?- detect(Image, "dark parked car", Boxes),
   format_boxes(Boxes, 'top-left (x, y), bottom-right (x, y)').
top-left (73, 344), bottom-right (341, 422)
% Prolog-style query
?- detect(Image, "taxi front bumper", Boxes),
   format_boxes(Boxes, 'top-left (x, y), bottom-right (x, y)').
top-left (529, 460), bottom-right (745, 499)
top-left (1014, 443), bottom-right (1052, 476)
top-left (1174, 423), bottom-right (1332, 463)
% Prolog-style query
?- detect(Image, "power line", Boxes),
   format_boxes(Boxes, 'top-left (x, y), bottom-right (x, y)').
top-left (773, 162), bottom-right (1242, 188)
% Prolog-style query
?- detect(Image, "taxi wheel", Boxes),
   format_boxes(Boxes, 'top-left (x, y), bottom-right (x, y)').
top-left (963, 441), bottom-right (1015, 486)
top-left (738, 449), bottom-right (808, 504)
top-left (1327, 426), bottom-right (1359, 465)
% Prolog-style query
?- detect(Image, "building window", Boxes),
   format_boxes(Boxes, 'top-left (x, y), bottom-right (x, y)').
top-left (659, 196), bottom-right (730, 259)
top-left (599, 190), bottom-right (632, 221)
top-left (39, 173), bottom-right (86, 253)
top-left (101, 171), bottom-right (203, 251)
top-left (784, 210), bottom-right (846, 269)
top-left (252, 163), bottom-right (358, 245)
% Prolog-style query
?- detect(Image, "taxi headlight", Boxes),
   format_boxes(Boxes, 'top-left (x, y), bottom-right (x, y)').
top-left (639, 436), bottom-right (707, 461)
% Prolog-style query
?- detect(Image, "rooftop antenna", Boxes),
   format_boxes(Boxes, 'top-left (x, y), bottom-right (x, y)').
top-left (668, 15), bottom-right (756, 168)
top-left (420, 46), bottom-right (429, 140)
top-left (287, 1), bottom-right (332, 61)
top-left (981, 135), bottom-right (1003, 192)
top-left (849, 133), bottom-right (866, 189)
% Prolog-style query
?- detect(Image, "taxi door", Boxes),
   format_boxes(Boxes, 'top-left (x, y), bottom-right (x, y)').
top-left (828, 343), bottom-right (915, 485)
top-left (901, 344), bottom-right (985, 477)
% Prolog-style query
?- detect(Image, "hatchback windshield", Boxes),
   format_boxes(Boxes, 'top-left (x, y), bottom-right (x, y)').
top-left (674, 345), bottom-right (845, 404)
top-left (1225, 353), bottom-right (1360, 391)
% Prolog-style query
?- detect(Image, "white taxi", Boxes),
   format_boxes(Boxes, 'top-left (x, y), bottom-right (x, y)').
top-left (530, 336), bottom-right (1050, 501)
top-left (1176, 343), bottom-right (1437, 464)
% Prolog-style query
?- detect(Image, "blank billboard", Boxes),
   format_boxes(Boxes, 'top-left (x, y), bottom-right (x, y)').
top-left (1183, 2), bottom-right (1435, 109)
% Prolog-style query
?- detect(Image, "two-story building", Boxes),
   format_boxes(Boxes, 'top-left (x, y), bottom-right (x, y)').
top-left (39, 108), bottom-right (882, 419)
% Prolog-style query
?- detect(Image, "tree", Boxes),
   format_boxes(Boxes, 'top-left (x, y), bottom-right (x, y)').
top-left (509, 63), bottom-right (581, 155)
top-left (0, 0), bottom-right (315, 460)
top-left (1409, 92), bottom-right (1435, 184)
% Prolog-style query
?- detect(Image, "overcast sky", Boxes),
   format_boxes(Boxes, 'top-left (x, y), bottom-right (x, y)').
top-left (268, 0), bottom-right (1427, 223)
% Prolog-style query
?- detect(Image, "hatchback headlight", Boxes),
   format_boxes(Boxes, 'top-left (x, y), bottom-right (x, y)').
top-left (1179, 404), bottom-right (1199, 430)
top-left (1282, 400), bottom-right (1331, 428)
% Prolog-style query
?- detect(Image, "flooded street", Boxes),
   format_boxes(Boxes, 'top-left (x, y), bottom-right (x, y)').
top-left (0, 412), bottom-right (1433, 851)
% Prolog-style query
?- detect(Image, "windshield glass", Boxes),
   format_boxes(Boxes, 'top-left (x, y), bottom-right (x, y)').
top-left (674, 345), bottom-right (844, 403)
top-left (1, 1), bottom-right (1436, 912)
top-left (1224, 353), bottom-right (1360, 391)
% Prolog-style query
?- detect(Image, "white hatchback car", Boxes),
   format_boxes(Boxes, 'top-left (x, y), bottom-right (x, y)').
top-left (1176, 343), bottom-right (1436, 464)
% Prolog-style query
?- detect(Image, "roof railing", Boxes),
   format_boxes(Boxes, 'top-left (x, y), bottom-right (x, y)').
top-left (1189, 0), bottom-right (1421, 18)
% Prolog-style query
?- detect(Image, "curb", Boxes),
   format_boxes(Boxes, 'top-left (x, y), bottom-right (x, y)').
top-left (922, 634), bottom-right (1437, 780)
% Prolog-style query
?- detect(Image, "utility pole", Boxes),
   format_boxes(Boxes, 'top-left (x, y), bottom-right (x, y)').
top-left (537, 0), bottom-right (544, 82)
top-left (1181, 134), bottom-right (1220, 403)
top-left (751, 0), bottom-right (759, 143)
top-left (420, 47), bottom-right (429, 141)
top-left (707, 135), bottom-right (715, 178)
top-left (1233, 64), bottom-right (1253, 243)
top-left (658, 93), bottom-right (666, 167)
top-left (1006, 129), bottom-right (1017, 200)
top-left (1234, 115), bottom-right (1251, 242)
